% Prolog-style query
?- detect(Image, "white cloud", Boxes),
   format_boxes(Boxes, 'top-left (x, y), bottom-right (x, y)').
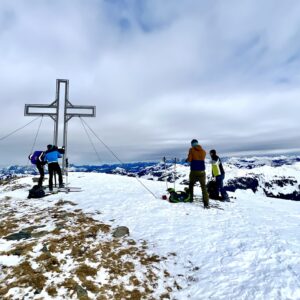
top-left (0, 0), bottom-right (300, 165)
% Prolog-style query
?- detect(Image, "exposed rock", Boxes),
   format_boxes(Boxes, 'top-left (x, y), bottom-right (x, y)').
top-left (76, 284), bottom-right (88, 298)
top-left (225, 177), bottom-right (259, 193)
top-left (55, 200), bottom-right (77, 206)
top-left (264, 190), bottom-right (300, 201)
top-left (32, 177), bottom-right (47, 183)
top-left (31, 231), bottom-right (50, 238)
top-left (41, 244), bottom-right (50, 254)
top-left (55, 224), bottom-right (65, 231)
top-left (23, 225), bottom-right (46, 233)
top-left (4, 231), bottom-right (32, 241)
top-left (180, 179), bottom-right (189, 185)
top-left (34, 289), bottom-right (42, 295)
top-left (11, 249), bottom-right (23, 256)
top-left (4, 183), bottom-right (31, 191)
top-left (113, 226), bottom-right (130, 238)
top-left (270, 178), bottom-right (297, 188)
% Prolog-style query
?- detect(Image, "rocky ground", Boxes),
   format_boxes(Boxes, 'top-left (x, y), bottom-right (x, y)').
top-left (0, 180), bottom-right (180, 300)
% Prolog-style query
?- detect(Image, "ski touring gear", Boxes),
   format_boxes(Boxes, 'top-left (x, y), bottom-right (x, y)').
top-left (167, 188), bottom-right (191, 203)
top-left (207, 178), bottom-right (229, 201)
top-left (44, 186), bottom-right (82, 194)
top-left (174, 158), bottom-right (177, 190)
top-left (207, 180), bottom-right (221, 200)
top-left (28, 185), bottom-right (46, 199)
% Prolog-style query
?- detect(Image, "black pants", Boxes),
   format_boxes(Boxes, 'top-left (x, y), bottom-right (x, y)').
top-left (48, 162), bottom-right (63, 189)
top-left (36, 162), bottom-right (44, 187)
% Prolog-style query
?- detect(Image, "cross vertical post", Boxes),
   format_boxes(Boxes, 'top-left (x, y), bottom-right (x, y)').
top-left (62, 80), bottom-right (96, 173)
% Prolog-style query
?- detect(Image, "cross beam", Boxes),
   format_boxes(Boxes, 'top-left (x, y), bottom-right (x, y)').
top-left (24, 80), bottom-right (60, 145)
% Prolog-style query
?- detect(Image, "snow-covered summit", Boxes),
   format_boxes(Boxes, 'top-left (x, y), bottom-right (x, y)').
top-left (1, 155), bottom-right (300, 200)
top-left (0, 172), bottom-right (300, 299)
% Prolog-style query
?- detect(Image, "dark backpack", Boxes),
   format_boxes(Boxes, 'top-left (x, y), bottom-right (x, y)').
top-left (207, 180), bottom-right (220, 200)
top-left (167, 188), bottom-right (191, 203)
top-left (28, 185), bottom-right (46, 199)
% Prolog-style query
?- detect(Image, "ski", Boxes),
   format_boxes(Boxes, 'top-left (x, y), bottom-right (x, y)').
top-left (194, 197), bottom-right (224, 210)
top-left (63, 186), bottom-right (82, 190)
top-left (44, 187), bottom-right (82, 194)
top-left (63, 187), bottom-right (82, 192)
top-left (208, 204), bottom-right (224, 210)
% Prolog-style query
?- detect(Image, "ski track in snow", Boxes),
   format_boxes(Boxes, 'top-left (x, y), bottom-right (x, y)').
top-left (1, 172), bottom-right (300, 300)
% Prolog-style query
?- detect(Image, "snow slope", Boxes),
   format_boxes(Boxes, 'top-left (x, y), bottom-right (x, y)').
top-left (1, 173), bottom-right (300, 299)
top-left (137, 160), bottom-right (300, 201)
top-left (2, 155), bottom-right (300, 200)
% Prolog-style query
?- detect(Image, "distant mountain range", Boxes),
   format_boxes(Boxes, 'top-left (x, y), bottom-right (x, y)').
top-left (0, 162), bottom-right (159, 177)
top-left (1, 155), bottom-right (300, 201)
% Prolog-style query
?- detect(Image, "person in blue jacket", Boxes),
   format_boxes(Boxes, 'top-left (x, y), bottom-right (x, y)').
top-left (44, 144), bottom-right (64, 191)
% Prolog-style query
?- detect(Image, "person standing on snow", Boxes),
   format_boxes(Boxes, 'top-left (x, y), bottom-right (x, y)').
top-left (44, 144), bottom-right (64, 191)
top-left (28, 150), bottom-right (46, 187)
top-left (186, 139), bottom-right (209, 208)
top-left (209, 149), bottom-right (229, 202)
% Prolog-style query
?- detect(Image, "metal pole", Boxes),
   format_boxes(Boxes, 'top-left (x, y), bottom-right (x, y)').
top-left (54, 79), bottom-right (60, 146)
top-left (163, 156), bottom-right (168, 190)
top-left (174, 158), bottom-right (177, 190)
top-left (65, 158), bottom-right (69, 192)
top-left (62, 80), bottom-right (69, 173)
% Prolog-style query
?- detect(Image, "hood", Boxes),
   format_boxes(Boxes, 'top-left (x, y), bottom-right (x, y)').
top-left (210, 154), bottom-right (219, 161)
top-left (193, 145), bottom-right (203, 151)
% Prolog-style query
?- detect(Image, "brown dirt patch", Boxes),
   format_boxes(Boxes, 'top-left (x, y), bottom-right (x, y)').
top-left (0, 188), bottom-right (180, 299)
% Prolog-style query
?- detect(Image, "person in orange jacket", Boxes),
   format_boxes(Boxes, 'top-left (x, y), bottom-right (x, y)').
top-left (187, 139), bottom-right (209, 208)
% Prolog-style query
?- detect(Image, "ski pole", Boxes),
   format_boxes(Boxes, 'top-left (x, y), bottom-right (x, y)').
top-left (65, 158), bottom-right (69, 193)
top-left (174, 157), bottom-right (177, 190)
top-left (163, 156), bottom-right (168, 190)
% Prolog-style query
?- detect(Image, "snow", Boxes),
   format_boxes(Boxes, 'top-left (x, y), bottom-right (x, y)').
top-left (0, 255), bottom-right (22, 267)
top-left (0, 241), bottom-right (13, 252)
top-left (1, 169), bottom-right (300, 299)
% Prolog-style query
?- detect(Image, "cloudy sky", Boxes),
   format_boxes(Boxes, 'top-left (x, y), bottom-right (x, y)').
top-left (0, 0), bottom-right (300, 165)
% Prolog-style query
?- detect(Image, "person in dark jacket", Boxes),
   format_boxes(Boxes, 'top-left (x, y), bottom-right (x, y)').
top-left (209, 149), bottom-right (229, 201)
top-left (28, 150), bottom-right (46, 187)
top-left (187, 139), bottom-right (209, 208)
top-left (44, 145), bottom-right (64, 191)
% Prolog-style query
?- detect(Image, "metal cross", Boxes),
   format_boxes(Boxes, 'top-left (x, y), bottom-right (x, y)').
top-left (25, 79), bottom-right (96, 172)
